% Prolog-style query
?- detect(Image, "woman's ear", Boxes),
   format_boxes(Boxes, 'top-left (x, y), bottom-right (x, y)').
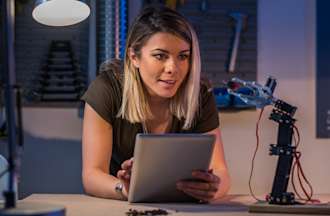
top-left (128, 47), bottom-right (140, 68)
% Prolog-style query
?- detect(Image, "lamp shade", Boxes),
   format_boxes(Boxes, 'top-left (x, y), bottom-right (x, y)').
top-left (32, 0), bottom-right (90, 26)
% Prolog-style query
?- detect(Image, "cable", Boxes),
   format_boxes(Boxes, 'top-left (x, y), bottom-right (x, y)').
top-left (294, 125), bottom-right (313, 202)
top-left (291, 125), bottom-right (319, 204)
top-left (249, 108), bottom-right (318, 204)
top-left (291, 126), bottom-right (303, 200)
top-left (248, 108), bottom-right (264, 202)
top-left (291, 153), bottom-right (301, 199)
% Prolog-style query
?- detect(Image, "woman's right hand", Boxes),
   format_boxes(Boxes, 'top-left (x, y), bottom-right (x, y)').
top-left (116, 158), bottom-right (134, 198)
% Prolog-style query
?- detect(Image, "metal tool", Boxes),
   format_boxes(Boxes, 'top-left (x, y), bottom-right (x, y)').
top-left (200, 0), bottom-right (209, 12)
top-left (227, 12), bottom-right (248, 73)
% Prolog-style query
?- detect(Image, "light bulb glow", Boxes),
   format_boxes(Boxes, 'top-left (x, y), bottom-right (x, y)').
top-left (32, 0), bottom-right (90, 26)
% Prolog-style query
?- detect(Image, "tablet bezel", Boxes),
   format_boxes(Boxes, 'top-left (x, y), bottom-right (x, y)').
top-left (128, 133), bottom-right (215, 203)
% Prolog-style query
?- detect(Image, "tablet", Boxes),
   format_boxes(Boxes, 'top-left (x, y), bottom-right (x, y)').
top-left (128, 133), bottom-right (215, 203)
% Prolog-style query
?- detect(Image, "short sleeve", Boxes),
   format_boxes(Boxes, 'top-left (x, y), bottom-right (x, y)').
top-left (193, 82), bottom-right (220, 133)
top-left (81, 70), bottom-right (122, 125)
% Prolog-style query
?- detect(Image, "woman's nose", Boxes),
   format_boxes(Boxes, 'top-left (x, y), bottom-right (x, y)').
top-left (164, 58), bottom-right (179, 74)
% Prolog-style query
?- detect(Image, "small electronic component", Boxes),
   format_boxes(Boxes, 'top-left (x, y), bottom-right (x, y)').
top-left (126, 208), bottom-right (169, 216)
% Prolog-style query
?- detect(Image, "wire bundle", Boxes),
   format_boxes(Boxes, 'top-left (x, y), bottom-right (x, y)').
top-left (248, 108), bottom-right (317, 204)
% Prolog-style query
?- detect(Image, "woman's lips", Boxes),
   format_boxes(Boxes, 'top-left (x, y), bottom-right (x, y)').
top-left (158, 79), bottom-right (176, 87)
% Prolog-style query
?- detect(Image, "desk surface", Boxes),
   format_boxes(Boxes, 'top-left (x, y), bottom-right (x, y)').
top-left (23, 194), bottom-right (330, 216)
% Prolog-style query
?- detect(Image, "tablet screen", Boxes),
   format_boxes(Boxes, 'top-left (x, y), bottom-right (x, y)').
top-left (128, 133), bottom-right (215, 203)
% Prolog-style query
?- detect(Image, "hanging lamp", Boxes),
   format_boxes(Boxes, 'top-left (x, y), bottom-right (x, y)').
top-left (32, 0), bottom-right (90, 26)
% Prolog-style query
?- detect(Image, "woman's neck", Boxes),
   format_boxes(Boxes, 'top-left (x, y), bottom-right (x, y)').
top-left (147, 95), bottom-right (170, 116)
top-left (145, 96), bottom-right (172, 134)
top-left (148, 94), bottom-right (169, 108)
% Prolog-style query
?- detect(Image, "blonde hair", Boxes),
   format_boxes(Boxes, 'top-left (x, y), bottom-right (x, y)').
top-left (117, 6), bottom-right (201, 130)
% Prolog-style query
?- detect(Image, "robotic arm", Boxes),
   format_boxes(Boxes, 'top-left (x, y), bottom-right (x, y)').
top-left (227, 76), bottom-right (298, 205)
top-left (227, 76), bottom-right (277, 108)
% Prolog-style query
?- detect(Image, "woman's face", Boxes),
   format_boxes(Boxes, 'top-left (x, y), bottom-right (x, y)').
top-left (130, 32), bottom-right (191, 100)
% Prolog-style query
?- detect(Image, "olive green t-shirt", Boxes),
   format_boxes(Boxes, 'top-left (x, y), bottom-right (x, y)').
top-left (81, 60), bottom-right (220, 176)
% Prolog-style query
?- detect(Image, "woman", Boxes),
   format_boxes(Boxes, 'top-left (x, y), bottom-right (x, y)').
top-left (82, 6), bottom-right (230, 202)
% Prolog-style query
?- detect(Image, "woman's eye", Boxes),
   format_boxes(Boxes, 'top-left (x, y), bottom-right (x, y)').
top-left (153, 54), bottom-right (167, 60)
top-left (178, 54), bottom-right (190, 61)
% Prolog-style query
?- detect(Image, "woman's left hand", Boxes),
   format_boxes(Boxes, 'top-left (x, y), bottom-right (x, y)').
top-left (176, 169), bottom-right (220, 203)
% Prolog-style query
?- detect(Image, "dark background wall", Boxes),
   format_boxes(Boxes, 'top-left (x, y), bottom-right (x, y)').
top-left (316, 0), bottom-right (330, 138)
top-left (0, 8), bottom-right (3, 113)
top-left (177, 0), bottom-right (257, 87)
top-left (14, 0), bottom-right (257, 104)
top-left (0, 4), bottom-right (3, 86)
top-left (14, 0), bottom-right (89, 105)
